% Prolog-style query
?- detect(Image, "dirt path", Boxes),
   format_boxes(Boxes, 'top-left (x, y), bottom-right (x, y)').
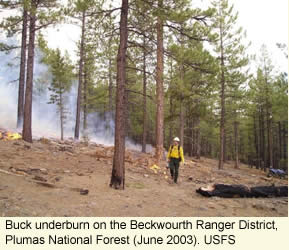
top-left (0, 139), bottom-right (287, 217)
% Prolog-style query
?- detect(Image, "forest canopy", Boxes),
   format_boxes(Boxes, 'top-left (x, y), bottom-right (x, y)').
top-left (0, 0), bottom-right (287, 189)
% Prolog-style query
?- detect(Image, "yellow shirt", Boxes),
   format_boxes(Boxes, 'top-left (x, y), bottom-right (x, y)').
top-left (167, 145), bottom-right (184, 163)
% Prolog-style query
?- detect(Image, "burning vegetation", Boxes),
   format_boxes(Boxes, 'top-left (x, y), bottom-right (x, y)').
top-left (0, 128), bottom-right (22, 141)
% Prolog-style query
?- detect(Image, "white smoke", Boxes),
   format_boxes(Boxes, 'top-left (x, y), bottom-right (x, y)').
top-left (0, 40), bottom-right (153, 152)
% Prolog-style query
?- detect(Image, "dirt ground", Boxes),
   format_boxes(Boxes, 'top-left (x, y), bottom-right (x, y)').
top-left (0, 139), bottom-right (287, 217)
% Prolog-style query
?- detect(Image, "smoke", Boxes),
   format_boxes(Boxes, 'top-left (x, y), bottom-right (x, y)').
top-left (0, 36), bottom-right (23, 129)
top-left (0, 39), bottom-right (153, 152)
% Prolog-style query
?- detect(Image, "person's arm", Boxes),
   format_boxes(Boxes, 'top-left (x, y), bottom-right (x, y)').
top-left (180, 147), bottom-right (185, 163)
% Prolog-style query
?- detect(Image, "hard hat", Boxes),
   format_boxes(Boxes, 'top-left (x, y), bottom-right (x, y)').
top-left (173, 137), bottom-right (180, 142)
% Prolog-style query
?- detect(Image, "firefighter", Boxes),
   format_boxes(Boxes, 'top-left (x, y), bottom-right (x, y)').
top-left (167, 137), bottom-right (185, 183)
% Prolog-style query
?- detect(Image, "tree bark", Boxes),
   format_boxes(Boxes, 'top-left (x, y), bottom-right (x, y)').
top-left (179, 96), bottom-right (185, 148)
top-left (110, 0), bottom-right (128, 190)
top-left (191, 117), bottom-right (195, 156)
top-left (278, 121), bottom-right (282, 161)
top-left (60, 89), bottom-right (64, 141)
top-left (179, 59), bottom-right (185, 148)
top-left (228, 134), bottom-right (233, 161)
top-left (17, 8), bottom-right (28, 129)
top-left (74, 10), bottom-right (86, 140)
top-left (218, 6), bottom-right (225, 169)
top-left (192, 117), bottom-right (196, 157)
top-left (141, 35), bottom-right (147, 153)
top-left (283, 121), bottom-right (287, 160)
top-left (168, 60), bottom-right (174, 146)
top-left (83, 61), bottom-right (88, 139)
top-left (108, 36), bottom-right (113, 113)
top-left (169, 95), bottom-right (173, 146)
top-left (264, 77), bottom-right (273, 169)
top-left (223, 130), bottom-right (227, 162)
top-left (267, 113), bottom-right (273, 168)
top-left (22, 1), bottom-right (37, 143)
top-left (155, 0), bottom-right (164, 164)
top-left (195, 116), bottom-right (201, 159)
top-left (259, 107), bottom-right (266, 171)
top-left (218, 59), bottom-right (225, 168)
top-left (253, 114), bottom-right (260, 168)
top-left (234, 121), bottom-right (239, 168)
top-left (187, 114), bottom-right (192, 157)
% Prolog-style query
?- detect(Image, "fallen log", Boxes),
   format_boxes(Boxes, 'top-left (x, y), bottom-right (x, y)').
top-left (196, 184), bottom-right (288, 198)
top-left (0, 168), bottom-right (88, 194)
top-left (250, 185), bottom-right (288, 198)
top-left (0, 168), bottom-right (26, 177)
top-left (32, 175), bottom-right (48, 182)
top-left (69, 187), bottom-right (89, 195)
top-left (33, 181), bottom-right (56, 188)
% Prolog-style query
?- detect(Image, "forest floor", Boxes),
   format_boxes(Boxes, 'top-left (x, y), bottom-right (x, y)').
top-left (0, 138), bottom-right (287, 217)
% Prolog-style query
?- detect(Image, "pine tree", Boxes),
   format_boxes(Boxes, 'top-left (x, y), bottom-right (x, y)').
top-left (20, 0), bottom-right (62, 142)
top-left (212, 0), bottom-right (249, 169)
top-left (0, 1), bottom-right (29, 129)
top-left (47, 49), bottom-right (73, 140)
top-left (155, 0), bottom-right (165, 164)
top-left (67, 0), bottom-right (104, 139)
top-left (110, 0), bottom-right (129, 190)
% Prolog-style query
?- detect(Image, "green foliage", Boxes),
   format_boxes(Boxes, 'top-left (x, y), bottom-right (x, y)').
top-left (0, 0), bottom-right (287, 162)
top-left (47, 48), bottom-right (73, 105)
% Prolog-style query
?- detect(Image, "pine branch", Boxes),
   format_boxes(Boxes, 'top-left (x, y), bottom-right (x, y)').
top-left (164, 23), bottom-right (210, 42)
top-left (126, 89), bottom-right (153, 100)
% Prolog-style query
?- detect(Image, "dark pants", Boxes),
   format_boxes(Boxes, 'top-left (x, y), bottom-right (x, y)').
top-left (169, 158), bottom-right (180, 183)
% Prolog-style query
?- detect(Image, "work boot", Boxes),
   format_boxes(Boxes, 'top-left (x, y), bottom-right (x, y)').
top-left (174, 175), bottom-right (178, 184)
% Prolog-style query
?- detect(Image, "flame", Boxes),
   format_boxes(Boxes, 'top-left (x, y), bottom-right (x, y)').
top-left (0, 130), bottom-right (22, 141)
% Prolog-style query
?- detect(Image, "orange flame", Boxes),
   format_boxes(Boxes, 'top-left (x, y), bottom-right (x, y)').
top-left (0, 131), bottom-right (22, 141)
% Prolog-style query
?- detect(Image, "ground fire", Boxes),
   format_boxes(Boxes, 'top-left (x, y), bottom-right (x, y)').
top-left (0, 128), bottom-right (22, 141)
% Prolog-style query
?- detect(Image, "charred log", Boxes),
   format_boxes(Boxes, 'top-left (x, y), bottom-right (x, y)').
top-left (196, 184), bottom-right (288, 198)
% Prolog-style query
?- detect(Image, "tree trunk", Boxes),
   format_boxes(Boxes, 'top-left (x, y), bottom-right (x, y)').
top-left (169, 95), bottom-right (173, 146)
top-left (196, 116), bottom-right (201, 159)
top-left (60, 89), bottom-right (64, 141)
top-left (187, 114), bottom-right (192, 157)
top-left (259, 108), bottom-right (266, 171)
top-left (179, 96), bottom-right (185, 148)
top-left (218, 68), bottom-right (225, 168)
top-left (168, 60), bottom-right (174, 147)
top-left (218, 10), bottom-right (225, 169)
top-left (191, 117), bottom-right (195, 156)
top-left (83, 63), bottom-right (88, 139)
top-left (107, 34), bottom-right (113, 113)
top-left (253, 114), bottom-right (260, 168)
top-left (223, 130), bottom-right (227, 162)
top-left (110, 0), bottom-right (128, 190)
top-left (272, 126), bottom-right (278, 169)
top-left (234, 121), bottom-right (239, 168)
top-left (17, 8), bottom-right (28, 129)
top-left (265, 90), bottom-right (273, 168)
top-left (155, 0), bottom-right (164, 164)
top-left (22, 2), bottom-right (36, 143)
top-left (267, 115), bottom-right (273, 168)
top-left (179, 58), bottom-right (185, 147)
top-left (283, 121), bottom-right (288, 159)
top-left (74, 10), bottom-right (86, 140)
top-left (228, 134), bottom-right (233, 161)
top-left (278, 121), bottom-right (282, 160)
top-left (141, 35), bottom-right (147, 153)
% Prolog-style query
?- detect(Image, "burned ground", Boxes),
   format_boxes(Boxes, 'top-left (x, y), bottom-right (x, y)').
top-left (0, 139), bottom-right (287, 217)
